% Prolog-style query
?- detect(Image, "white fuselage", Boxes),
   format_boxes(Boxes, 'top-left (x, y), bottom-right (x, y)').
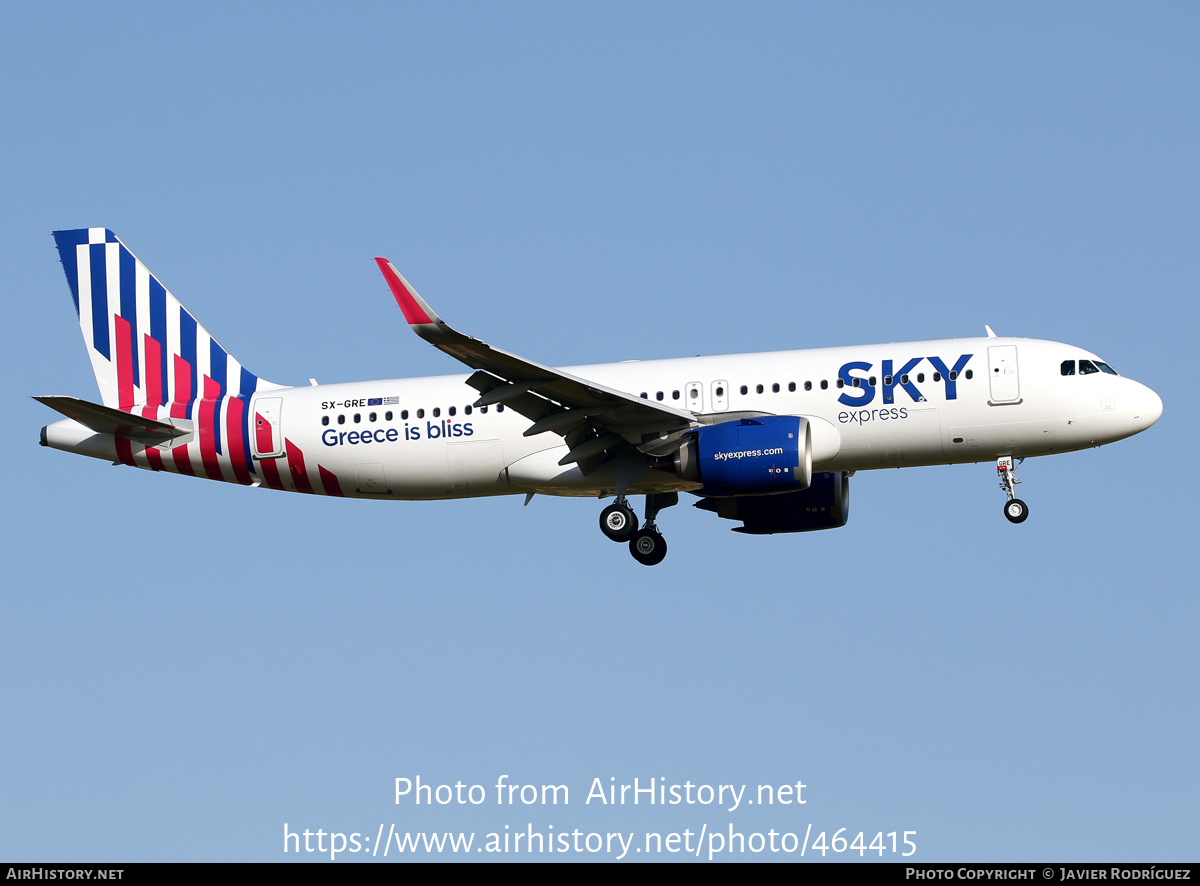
top-left (244, 336), bottom-right (1160, 501)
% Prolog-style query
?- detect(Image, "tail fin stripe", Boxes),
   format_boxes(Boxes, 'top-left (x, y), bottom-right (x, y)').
top-left (88, 244), bottom-right (110, 360)
top-left (142, 334), bottom-right (163, 418)
top-left (115, 316), bottom-right (134, 410)
top-left (149, 276), bottom-right (169, 402)
top-left (171, 354), bottom-right (192, 419)
top-left (239, 367), bottom-right (257, 399)
top-left (178, 310), bottom-right (197, 418)
top-left (104, 243), bottom-right (121, 367)
top-left (117, 248), bottom-right (138, 386)
top-left (52, 230), bottom-right (89, 313)
top-left (209, 338), bottom-right (228, 402)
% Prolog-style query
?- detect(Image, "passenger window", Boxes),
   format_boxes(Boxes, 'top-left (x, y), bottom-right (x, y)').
top-left (417, 409), bottom-right (424, 418)
top-left (386, 411), bottom-right (393, 421)
top-left (433, 407), bottom-right (440, 417)
top-left (715, 386), bottom-right (724, 397)
top-left (449, 406), bottom-right (456, 416)
top-left (965, 370), bottom-right (973, 379)
top-left (933, 372), bottom-right (941, 382)
top-left (948, 370), bottom-right (957, 381)
top-left (884, 375), bottom-right (893, 386)
top-left (337, 414), bottom-right (345, 425)
top-left (465, 405), bottom-right (472, 415)
top-left (480, 406), bottom-right (488, 413)
top-left (740, 385), bottom-right (748, 395)
top-left (772, 383), bottom-right (780, 393)
top-left (640, 392), bottom-right (648, 399)
top-left (656, 391), bottom-right (664, 401)
top-left (917, 373), bottom-right (925, 383)
top-left (672, 390), bottom-right (680, 400)
top-left (788, 382), bottom-right (795, 392)
top-left (497, 404), bottom-right (505, 412)
top-left (804, 381), bottom-right (812, 391)
top-left (756, 384), bottom-right (764, 394)
top-left (689, 387), bottom-right (699, 398)
top-left (820, 380), bottom-right (828, 390)
top-left (353, 413), bottom-right (361, 423)
top-left (1061, 360), bottom-right (1075, 376)
top-left (1079, 360), bottom-right (1099, 375)
top-left (401, 410), bottom-right (409, 420)
top-left (869, 376), bottom-right (876, 386)
top-left (900, 374), bottom-right (909, 384)
top-left (321, 415), bottom-right (329, 426)
top-left (369, 412), bottom-right (377, 422)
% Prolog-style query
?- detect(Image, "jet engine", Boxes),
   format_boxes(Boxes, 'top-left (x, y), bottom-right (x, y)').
top-left (673, 416), bottom-right (812, 497)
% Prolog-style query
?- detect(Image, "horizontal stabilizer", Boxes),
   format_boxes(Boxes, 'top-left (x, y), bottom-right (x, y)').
top-left (34, 396), bottom-right (186, 440)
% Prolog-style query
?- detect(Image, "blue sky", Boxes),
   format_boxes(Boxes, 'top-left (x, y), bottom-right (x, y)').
top-left (2, 3), bottom-right (1196, 861)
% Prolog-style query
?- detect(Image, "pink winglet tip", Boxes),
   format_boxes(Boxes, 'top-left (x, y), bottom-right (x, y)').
top-left (375, 257), bottom-right (432, 325)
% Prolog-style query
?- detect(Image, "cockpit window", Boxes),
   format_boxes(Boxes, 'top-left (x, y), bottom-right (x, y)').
top-left (1096, 362), bottom-right (1118, 375)
top-left (1078, 360), bottom-right (1099, 375)
top-left (1061, 360), bottom-right (1075, 376)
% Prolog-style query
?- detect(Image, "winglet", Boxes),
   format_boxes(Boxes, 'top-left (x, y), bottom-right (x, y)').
top-left (985, 325), bottom-right (998, 338)
top-left (375, 258), bottom-right (439, 327)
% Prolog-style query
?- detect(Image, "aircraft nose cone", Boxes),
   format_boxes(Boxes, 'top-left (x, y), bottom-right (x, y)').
top-left (1131, 383), bottom-right (1163, 432)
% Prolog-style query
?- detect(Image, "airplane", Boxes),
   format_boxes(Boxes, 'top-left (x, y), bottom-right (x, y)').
top-left (37, 228), bottom-right (1163, 565)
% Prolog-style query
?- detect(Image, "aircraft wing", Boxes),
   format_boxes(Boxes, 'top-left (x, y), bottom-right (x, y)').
top-left (376, 259), bottom-right (697, 468)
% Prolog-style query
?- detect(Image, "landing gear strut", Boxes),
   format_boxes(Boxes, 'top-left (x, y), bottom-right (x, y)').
top-left (997, 456), bottom-right (1028, 524)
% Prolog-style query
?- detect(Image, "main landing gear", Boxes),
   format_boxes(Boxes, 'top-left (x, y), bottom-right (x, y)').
top-left (997, 456), bottom-right (1028, 524)
top-left (599, 492), bottom-right (677, 565)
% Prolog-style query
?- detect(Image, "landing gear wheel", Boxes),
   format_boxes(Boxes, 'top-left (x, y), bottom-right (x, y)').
top-left (600, 502), bottom-right (638, 542)
top-left (629, 528), bottom-right (668, 566)
top-left (1004, 498), bottom-right (1029, 524)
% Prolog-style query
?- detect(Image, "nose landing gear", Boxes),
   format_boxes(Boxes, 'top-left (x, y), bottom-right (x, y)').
top-left (997, 456), bottom-right (1028, 524)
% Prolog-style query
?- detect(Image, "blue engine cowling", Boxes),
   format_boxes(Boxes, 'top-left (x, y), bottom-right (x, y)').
top-left (674, 416), bottom-right (812, 497)
top-left (694, 471), bottom-right (851, 534)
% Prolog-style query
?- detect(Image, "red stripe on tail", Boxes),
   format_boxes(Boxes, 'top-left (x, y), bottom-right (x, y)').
top-left (170, 354), bottom-right (191, 419)
top-left (114, 316), bottom-right (135, 411)
top-left (142, 334), bottom-right (163, 419)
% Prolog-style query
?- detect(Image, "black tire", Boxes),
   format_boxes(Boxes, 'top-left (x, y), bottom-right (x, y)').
top-left (600, 502), bottom-right (637, 542)
top-left (629, 528), bottom-right (668, 566)
top-left (1004, 498), bottom-right (1029, 524)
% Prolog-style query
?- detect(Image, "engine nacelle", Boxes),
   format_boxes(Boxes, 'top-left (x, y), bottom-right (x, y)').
top-left (694, 471), bottom-right (851, 534)
top-left (675, 416), bottom-right (812, 496)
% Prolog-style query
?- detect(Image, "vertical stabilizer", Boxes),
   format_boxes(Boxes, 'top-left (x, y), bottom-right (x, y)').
top-left (51, 228), bottom-right (278, 415)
